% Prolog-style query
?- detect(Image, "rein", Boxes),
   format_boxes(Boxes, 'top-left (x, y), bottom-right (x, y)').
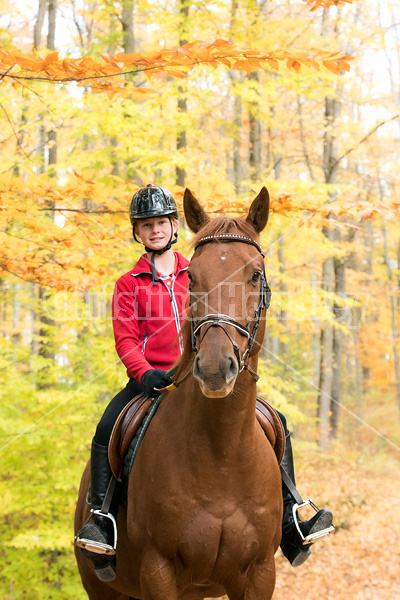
top-left (189, 233), bottom-right (271, 382)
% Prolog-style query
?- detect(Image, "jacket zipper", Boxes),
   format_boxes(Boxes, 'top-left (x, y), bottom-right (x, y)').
top-left (133, 266), bottom-right (188, 355)
top-left (162, 276), bottom-right (184, 354)
top-left (142, 332), bottom-right (148, 354)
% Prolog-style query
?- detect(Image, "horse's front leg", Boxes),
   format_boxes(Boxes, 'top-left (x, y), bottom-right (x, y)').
top-left (140, 550), bottom-right (178, 600)
top-left (242, 559), bottom-right (276, 600)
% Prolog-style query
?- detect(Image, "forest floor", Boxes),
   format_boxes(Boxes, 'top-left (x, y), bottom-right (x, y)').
top-left (273, 445), bottom-right (400, 600)
top-left (215, 443), bottom-right (400, 600)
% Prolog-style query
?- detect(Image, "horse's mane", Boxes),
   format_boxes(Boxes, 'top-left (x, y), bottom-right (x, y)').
top-left (172, 215), bottom-right (259, 381)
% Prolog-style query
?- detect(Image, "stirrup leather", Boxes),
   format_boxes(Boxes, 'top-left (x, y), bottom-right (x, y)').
top-left (293, 500), bottom-right (335, 545)
top-left (75, 509), bottom-right (117, 556)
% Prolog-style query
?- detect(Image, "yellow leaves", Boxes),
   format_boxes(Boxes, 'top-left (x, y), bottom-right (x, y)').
top-left (9, 528), bottom-right (72, 551)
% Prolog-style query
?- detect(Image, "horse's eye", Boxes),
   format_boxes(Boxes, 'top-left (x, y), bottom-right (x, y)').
top-left (252, 271), bottom-right (261, 283)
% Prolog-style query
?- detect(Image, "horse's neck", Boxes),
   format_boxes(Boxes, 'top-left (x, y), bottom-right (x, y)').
top-left (182, 373), bottom-right (258, 462)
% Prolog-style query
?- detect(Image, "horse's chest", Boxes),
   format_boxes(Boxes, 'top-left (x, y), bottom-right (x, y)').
top-left (174, 504), bottom-right (269, 576)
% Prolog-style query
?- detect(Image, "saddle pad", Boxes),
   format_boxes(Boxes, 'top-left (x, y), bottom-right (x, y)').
top-left (255, 396), bottom-right (285, 465)
top-left (108, 392), bottom-right (151, 481)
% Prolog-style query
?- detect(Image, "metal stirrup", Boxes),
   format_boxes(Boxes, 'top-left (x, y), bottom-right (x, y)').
top-left (75, 476), bottom-right (118, 555)
top-left (75, 509), bottom-right (118, 555)
top-left (292, 501), bottom-right (335, 545)
top-left (280, 465), bottom-right (334, 545)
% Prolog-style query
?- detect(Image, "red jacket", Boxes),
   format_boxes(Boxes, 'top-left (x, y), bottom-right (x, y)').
top-left (112, 252), bottom-right (189, 383)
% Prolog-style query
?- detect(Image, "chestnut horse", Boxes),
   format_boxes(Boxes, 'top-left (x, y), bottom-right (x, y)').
top-left (75, 187), bottom-right (282, 600)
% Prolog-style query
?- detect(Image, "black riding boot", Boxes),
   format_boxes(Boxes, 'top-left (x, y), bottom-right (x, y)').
top-left (75, 439), bottom-right (117, 582)
top-left (280, 430), bottom-right (333, 567)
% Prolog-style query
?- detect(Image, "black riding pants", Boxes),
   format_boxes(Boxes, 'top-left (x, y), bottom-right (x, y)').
top-left (94, 378), bottom-right (143, 446)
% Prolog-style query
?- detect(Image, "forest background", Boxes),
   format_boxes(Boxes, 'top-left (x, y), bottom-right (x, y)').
top-left (0, 0), bottom-right (399, 598)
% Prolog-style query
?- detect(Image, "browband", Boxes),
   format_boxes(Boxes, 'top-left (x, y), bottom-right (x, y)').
top-left (195, 234), bottom-right (264, 257)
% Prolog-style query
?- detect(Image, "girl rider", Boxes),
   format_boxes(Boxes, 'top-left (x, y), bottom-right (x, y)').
top-left (76, 184), bottom-right (333, 582)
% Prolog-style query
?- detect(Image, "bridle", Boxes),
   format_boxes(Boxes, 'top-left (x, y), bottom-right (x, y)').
top-left (189, 233), bottom-right (271, 381)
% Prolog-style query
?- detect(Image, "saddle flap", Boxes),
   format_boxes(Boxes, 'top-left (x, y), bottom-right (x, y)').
top-left (255, 396), bottom-right (285, 465)
top-left (108, 392), bottom-right (151, 481)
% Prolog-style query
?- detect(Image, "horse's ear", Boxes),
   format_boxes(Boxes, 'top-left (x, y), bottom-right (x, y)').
top-left (246, 187), bottom-right (270, 234)
top-left (183, 188), bottom-right (209, 233)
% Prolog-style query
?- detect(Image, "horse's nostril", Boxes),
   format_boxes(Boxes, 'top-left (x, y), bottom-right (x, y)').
top-left (194, 355), bottom-right (202, 380)
top-left (227, 356), bottom-right (238, 382)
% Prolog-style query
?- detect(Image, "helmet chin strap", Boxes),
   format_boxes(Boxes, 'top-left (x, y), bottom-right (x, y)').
top-left (133, 218), bottom-right (178, 285)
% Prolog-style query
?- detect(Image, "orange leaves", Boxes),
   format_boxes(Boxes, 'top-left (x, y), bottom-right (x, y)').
top-left (0, 172), bottom-right (134, 288)
top-left (43, 51), bottom-right (59, 64)
top-left (0, 41), bottom-right (354, 95)
top-left (304, 0), bottom-right (354, 10)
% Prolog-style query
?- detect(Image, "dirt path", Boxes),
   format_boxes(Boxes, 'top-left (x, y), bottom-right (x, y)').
top-left (211, 450), bottom-right (400, 600)
top-left (274, 452), bottom-right (400, 600)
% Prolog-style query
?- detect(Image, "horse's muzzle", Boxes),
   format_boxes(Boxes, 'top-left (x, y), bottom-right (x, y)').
top-left (193, 351), bottom-right (238, 398)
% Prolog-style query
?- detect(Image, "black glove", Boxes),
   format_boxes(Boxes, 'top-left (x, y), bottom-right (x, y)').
top-left (141, 369), bottom-right (172, 397)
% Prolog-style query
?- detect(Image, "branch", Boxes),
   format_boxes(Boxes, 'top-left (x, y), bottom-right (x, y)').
top-left (2, 67), bottom-right (150, 84)
top-left (331, 113), bottom-right (400, 172)
top-left (0, 66), bottom-right (13, 81)
top-left (0, 102), bottom-right (33, 162)
top-left (38, 208), bottom-right (126, 213)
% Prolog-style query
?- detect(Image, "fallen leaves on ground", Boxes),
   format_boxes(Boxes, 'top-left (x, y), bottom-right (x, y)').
top-left (212, 448), bottom-right (400, 600)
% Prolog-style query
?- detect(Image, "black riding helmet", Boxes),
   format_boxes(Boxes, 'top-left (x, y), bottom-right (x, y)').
top-left (130, 184), bottom-right (179, 224)
top-left (130, 184), bottom-right (179, 284)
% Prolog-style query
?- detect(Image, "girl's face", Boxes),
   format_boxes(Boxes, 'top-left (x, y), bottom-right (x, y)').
top-left (135, 216), bottom-right (178, 251)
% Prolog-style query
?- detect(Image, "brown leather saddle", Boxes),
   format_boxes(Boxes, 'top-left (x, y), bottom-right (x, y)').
top-left (109, 393), bottom-right (285, 483)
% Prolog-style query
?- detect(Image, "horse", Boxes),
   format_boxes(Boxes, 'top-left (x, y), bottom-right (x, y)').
top-left (74, 186), bottom-right (283, 600)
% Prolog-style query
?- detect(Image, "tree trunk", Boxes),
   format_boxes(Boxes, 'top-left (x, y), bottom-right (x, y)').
top-left (318, 7), bottom-right (342, 448)
top-left (270, 106), bottom-right (282, 179)
top-left (175, 0), bottom-right (189, 187)
top-left (229, 1), bottom-right (242, 192)
top-left (30, 283), bottom-right (39, 360)
top-left (277, 238), bottom-right (288, 366)
top-left (176, 93), bottom-right (187, 187)
top-left (318, 226), bottom-right (334, 449)
top-left (248, 71), bottom-right (262, 182)
top-left (297, 95), bottom-right (316, 181)
top-left (122, 0), bottom-right (135, 53)
top-left (47, 0), bottom-right (57, 51)
top-left (232, 92), bottom-right (242, 190)
top-left (12, 283), bottom-right (21, 347)
top-left (353, 323), bottom-right (363, 420)
top-left (37, 0), bottom-right (57, 389)
top-left (34, 0), bottom-right (47, 50)
top-left (330, 242), bottom-right (345, 437)
top-left (382, 221), bottom-right (400, 414)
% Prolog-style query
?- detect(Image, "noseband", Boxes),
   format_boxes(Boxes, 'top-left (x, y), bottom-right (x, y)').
top-left (190, 233), bottom-right (271, 381)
